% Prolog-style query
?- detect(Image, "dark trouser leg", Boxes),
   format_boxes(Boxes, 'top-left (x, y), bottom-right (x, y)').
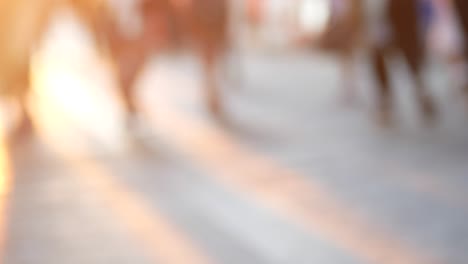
top-left (453, 0), bottom-right (468, 100)
top-left (390, 0), bottom-right (435, 121)
top-left (371, 46), bottom-right (392, 125)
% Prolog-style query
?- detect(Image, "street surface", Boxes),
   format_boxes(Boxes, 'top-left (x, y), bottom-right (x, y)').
top-left (1, 11), bottom-right (468, 264)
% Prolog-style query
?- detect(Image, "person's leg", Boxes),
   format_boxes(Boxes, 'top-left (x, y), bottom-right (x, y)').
top-left (117, 49), bottom-right (147, 130)
top-left (370, 46), bottom-right (393, 125)
top-left (120, 71), bottom-right (139, 118)
top-left (453, 0), bottom-right (468, 60)
top-left (201, 45), bottom-right (222, 116)
top-left (401, 40), bottom-right (436, 121)
top-left (390, 0), bottom-right (436, 122)
top-left (11, 69), bottom-right (34, 143)
top-left (453, 0), bottom-right (468, 100)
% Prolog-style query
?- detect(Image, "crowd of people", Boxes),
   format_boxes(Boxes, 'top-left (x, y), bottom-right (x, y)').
top-left (0, 0), bottom-right (231, 145)
top-left (2, 0), bottom-right (468, 146)
top-left (319, 0), bottom-right (468, 125)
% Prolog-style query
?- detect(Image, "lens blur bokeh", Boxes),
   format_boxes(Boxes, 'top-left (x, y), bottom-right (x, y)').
top-left (1, 0), bottom-right (468, 263)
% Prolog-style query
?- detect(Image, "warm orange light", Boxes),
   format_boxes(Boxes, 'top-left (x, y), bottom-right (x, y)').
top-left (0, 117), bottom-right (11, 196)
top-left (0, 109), bottom-right (11, 263)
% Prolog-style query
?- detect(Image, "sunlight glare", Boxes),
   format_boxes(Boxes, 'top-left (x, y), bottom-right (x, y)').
top-left (299, 0), bottom-right (331, 34)
top-left (28, 9), bottom-right (126, 155)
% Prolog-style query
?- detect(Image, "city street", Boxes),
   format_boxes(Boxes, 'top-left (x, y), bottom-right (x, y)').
top-left (2, 11), bottom-right (468, 264)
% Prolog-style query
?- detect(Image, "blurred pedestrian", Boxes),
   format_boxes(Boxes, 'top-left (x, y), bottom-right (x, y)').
top-left (102, 0), bottom-right (172, 132)
top-left (426, 0), bottom-right (465, 89)
top-left (321, 0), bottom-right (364, 103)
top-left (0, 0), bottom-right (121, 143)
top-left (167, 0), bottom-right (230, 116)
top-left (0, 0), bottom-right (58, 142)
top-left (365, 0), bottom-right (436, 126)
